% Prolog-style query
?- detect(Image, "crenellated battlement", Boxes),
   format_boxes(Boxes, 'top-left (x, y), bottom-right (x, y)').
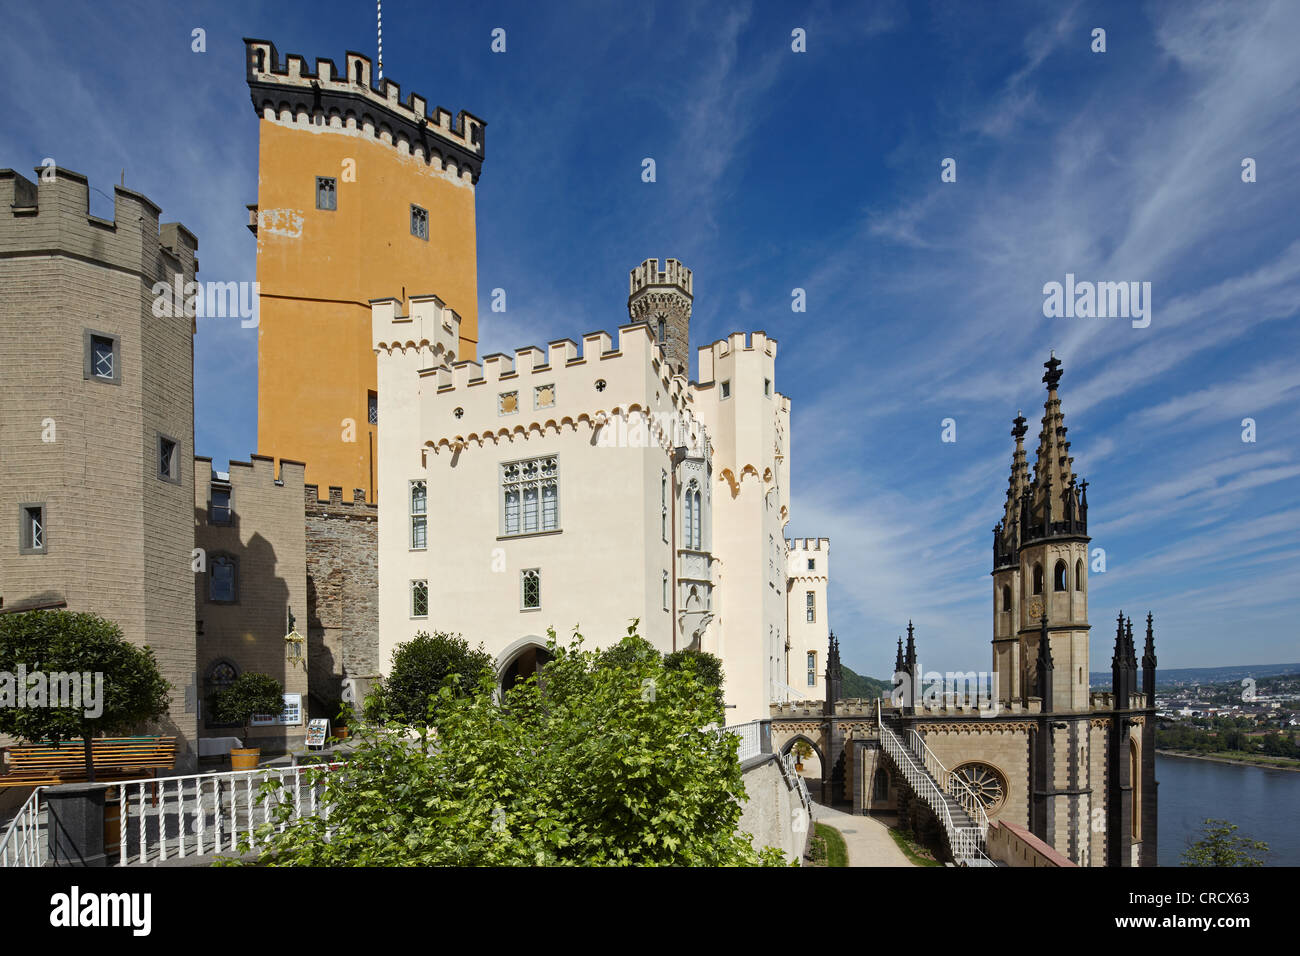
top-left (695, 331), bottom-right (779, 386)
top-left (629, 257), bottom-right (693, 298)
top-left (304, 483), bottom-right (378, 514)
top-left (244, 38), bottom-right (486, 184)
top-left (787, 537), bottom-right (830, 553)
top-left (373, 293), bottom-right (699, 452)
top-left (371, 294), bottom-right (462, 359)
top-left (197, 454), bottom-right (305, 490)
top-left (0, 166), bottom-right (198, 271)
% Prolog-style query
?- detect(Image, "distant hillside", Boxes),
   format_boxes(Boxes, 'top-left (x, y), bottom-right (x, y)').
top-left (1089, 663), bottom-right (1300, 689)
top-left (842, 664), bottom-right (891, 699)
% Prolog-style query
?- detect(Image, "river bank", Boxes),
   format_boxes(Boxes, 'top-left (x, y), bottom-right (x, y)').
top-left (1156, 749), bottom-right (1300, 772)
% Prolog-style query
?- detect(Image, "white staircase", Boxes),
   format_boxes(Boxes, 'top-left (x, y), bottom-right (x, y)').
top-left (875, 702), bottom-right (994, 866)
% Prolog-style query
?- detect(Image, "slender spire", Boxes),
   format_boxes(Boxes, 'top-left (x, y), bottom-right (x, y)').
top-left (904, 620), bottom-right (917, 674)
top-left (1112, 610), bottom-right (1129, 709)
top-left (895, 636), bottom-right (904, 674)
top-left (1142, 613), bottom-right (1157, 703)
top-left (1031, 352), bottom-right (1079, 532)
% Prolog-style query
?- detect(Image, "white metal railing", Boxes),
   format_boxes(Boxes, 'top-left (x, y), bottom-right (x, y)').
top-left (780, 750), bottom-right (813, 814)
top-left (0, 787), bottom-right (47, 867)
top-left (876, 703), bottom-right (990, 864)
top-left (908, 729), bottom-right (990, 838)
top-left (720, 720), bottom-right (763, 762)
top-left (0, 763), bottom-right (342, 868)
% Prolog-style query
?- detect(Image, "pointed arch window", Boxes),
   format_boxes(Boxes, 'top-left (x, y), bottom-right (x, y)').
top-left (657, 316), bottom-right (666, 342)
top-left (1075, 559), bottom-right (1084, 591)
top-left (1032, 563), bottom-right (1043, 595)
top-left (1054, 560), bottom-right (1068, 592)
top-left (683, 480), bottom-right (701, 550)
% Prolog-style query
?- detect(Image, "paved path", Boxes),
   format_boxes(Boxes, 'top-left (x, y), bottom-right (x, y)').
top-left (811, 803), bottom-right (915, 867)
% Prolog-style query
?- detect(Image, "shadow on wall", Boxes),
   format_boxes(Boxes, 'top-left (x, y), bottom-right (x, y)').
top-left (194, 508), bottom-right (297, 753)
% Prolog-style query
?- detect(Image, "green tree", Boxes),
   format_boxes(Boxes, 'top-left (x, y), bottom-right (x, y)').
top-left (208, 673), bottom-right (285, 745)
top-left (0, 610), bottom-right (171, 782)
top-left (365, 630), bottom-right (493, 726)
top-left (1181, 819), bottom-right (1269, 867)
top-left (663, 648), bottom-right (725, 719)
top-left (229, 626), bottom-right (787, 866)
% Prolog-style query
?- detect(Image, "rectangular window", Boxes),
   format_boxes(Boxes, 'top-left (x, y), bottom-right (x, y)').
top-left (534, 384), bottom-right (556, 409)
top-left (501, 456), bottom-right (559, 536)
top-left (807, 558), bottom-right (815, 571)
top-left (411, 204), bottom-right (429, 240)
top-left (368, 391), bottom-right (378, 426)
top-left (19, 504), bottom-right (46, 554)
top-left (806, 590), bottom-right (816, 623)
top-left (807, 651), bottom-right (817, 687)
top-left (521, 569), bottom-right (541, 610)
top-left (209, 555), bottom-right (237, 603)
top-left (316, 176), bottom-right (337, 210)
top-left (158, 434), bottom-right (180, 484)
top-left (663, 571), bottom-right (670, 611)
top-left (210, 487), bottom-right (232, 525)
top-left (498, 391), bottom-right (519, 415)
top-left (410, 480), bottom-right (428, 550)
top-left (411, 580), bottom-right (429, 618)
top-left (84, 330), bottom-right (120, 384)
top-left (720, 380), bottom-right (731, 400)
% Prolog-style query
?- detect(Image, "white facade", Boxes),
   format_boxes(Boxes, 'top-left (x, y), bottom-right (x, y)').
top-left (372, 273), bottom-right (829, 724)
top-left (785, 538), bottom-right (830, 702)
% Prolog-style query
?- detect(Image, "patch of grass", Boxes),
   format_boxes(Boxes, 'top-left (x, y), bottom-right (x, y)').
top-left (808, 823), bottom-right (849, 867)
top-left (888, 827), bottom-right (942, 867)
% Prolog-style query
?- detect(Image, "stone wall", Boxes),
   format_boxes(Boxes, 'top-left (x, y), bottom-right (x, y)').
top-left (304, 485), bottom-right (379, 712)
top-left (737, 755), bottom-right (809, 863)
top-left (194, 455), bottom-right (307, 750)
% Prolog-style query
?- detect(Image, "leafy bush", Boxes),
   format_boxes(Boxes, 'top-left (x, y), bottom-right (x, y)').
top-left (208, 673), bottom-right (284, 741)
top-left (230, 626), bottom-right (787, 866)
top-left (366, 630), bottom-right (493, 726)
top-left (1181, 819), bottom-right (1269, 867)
top-left (0, 610), bottom-right (170, 781)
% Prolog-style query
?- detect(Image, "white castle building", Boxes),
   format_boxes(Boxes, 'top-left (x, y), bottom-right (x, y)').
top-left (371, 259), bottom-right (830, 723)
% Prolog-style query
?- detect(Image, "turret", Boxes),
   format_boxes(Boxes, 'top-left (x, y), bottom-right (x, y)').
top-left (628, 258), bottom-right (693, 377)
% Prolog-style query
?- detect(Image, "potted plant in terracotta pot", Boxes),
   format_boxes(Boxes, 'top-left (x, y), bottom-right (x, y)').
top-left (332, 699), bottom-right (353, 740)
top-left (209, 673), bottom-right (285, 770)
top-left (792, 740), bottom-right (813, 772)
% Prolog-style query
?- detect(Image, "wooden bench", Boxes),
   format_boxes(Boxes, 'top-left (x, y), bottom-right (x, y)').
top-left (0, 736), bottom-right (176, 788)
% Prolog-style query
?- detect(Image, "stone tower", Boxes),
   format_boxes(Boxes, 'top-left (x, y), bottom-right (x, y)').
top-left (992, 352), bottom-right (1091, 711)
top-left (243, 39), bottom-right (486, 502)
top-left (0, 166), bottom-right (200, 769)
top-left (628, 258), bottom-right (692, 376)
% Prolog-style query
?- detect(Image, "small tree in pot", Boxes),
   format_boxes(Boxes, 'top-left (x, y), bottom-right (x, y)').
top-left (209, 673), bottom-right (284, 769)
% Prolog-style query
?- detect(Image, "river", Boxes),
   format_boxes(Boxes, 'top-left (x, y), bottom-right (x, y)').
top-left (1156, 753), bottom-right (1299, 866)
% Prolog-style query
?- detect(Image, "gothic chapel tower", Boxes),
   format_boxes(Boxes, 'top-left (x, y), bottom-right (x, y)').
top-left (993, 353), bottom-right (1091, 711)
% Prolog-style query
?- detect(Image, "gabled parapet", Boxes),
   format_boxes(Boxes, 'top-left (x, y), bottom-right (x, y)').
top-left (244, 38), bottom-right (486, 183)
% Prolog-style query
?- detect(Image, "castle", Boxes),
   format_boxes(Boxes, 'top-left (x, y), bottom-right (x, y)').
top-left (0, 39), bottom-right (1158, 866)
top-left (370, 259), bottom-right (830, 723)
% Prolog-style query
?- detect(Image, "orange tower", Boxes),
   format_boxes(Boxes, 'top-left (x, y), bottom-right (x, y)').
top-left (244, 39), bottom-right (485, 501)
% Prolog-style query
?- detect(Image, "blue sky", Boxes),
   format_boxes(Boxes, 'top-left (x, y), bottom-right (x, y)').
top-left (4, 1), bottom-right (1297, 676)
